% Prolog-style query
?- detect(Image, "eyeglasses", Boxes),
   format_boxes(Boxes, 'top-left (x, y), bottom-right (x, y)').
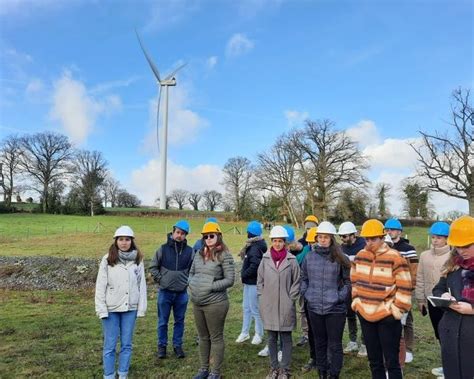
top-left (203, 234), bottom-right (217, 240)
top-left (340, 234), bottom-right (351, 239)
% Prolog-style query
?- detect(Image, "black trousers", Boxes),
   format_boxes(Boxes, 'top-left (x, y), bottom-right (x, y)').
top-left (304, 302), bottom-right (316, 361)
top-left (427, 301), bottom-right (444, 340)
top-left (308, 311), bottom-right (346, 376)
top-left (358, 314), bottom-right (402, 379)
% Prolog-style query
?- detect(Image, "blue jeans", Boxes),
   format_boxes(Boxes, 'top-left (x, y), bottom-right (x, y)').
top-left (157, 289), bottom-right (189, 347)
top-left (101, 310), bottom-right (137, 379)
top-left (241, 284), bottom-right (263, 336)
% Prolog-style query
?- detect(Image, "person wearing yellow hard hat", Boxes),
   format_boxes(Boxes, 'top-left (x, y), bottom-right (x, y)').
top-left (351, 219), bottom-right (412, 379)
top-left (296, 226), bottom-right (318, 373)
top-left (298, 215), bottom-right (319, 248)
top-left (432, 215), bottom-right (474, 379)
top-left (188, 221), bottom-right (235, 379)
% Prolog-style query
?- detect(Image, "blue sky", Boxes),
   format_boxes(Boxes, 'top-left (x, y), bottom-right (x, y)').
top-left (0, 0), bottom-right (472, 215)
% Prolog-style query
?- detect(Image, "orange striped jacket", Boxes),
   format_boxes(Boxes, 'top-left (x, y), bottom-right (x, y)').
top-left (351, 243), bottom-right (412, 322)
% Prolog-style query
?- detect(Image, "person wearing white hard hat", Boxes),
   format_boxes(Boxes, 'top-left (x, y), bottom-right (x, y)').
top-left (95, 226), bottom-right (147, 379)
top-left (301, 221), bottom-right (351, 379)
top-left (337, 221), bottom-right (367, 357)
top-left (258, 225), bottom-right (301, 379)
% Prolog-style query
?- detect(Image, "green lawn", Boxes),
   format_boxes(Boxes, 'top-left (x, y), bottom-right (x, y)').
top-left (0, 213), bottom-right (438, 378)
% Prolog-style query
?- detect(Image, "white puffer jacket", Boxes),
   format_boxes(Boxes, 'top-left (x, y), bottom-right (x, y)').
top-left (95, 254), bottom-right (147, 319)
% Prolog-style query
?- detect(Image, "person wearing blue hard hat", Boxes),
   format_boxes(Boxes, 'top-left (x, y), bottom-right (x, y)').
top-left (150, 220), bottom-right (194, 359)
top-left (415, 221), bottom-right (450, 378)
top-left (235, 221), bottom-right (267, 346)
top-left (384, 218), bottom-right (418, 364)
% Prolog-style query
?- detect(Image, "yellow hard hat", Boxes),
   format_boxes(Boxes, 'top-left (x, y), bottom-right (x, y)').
top-left (304, 215), bottom-right (319, 224)
top-left (447, 215), bottom-right (474, 247)
top-left (360, 219), bottom-right (385, 238)
top-left (306, 227), bottom-right (318, 243)
top-left (201, 221), bottom-right (221, 234)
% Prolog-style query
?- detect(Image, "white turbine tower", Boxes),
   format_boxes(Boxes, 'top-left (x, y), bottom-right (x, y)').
top-left (136, 30), bottom-right (186, 210)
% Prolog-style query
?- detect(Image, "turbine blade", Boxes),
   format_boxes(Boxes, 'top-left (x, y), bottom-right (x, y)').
top-left (156, 88), bottom-right (162, 153)
top-left (135, 29), bottom-right (161, 82)
top-left (164, 62), bottom-right (187, 80)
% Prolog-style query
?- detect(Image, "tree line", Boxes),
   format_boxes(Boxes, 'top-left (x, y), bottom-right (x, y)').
top-left (1, 88), bottom-right (472, 219)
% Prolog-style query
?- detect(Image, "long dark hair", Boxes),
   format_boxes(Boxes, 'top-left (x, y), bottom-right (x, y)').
top-left (107, 238), bottom-right (143, 266)
top-left (327, 235), bottom-right (351, 268)
top-left (200, 233), bottom-right (228, 262)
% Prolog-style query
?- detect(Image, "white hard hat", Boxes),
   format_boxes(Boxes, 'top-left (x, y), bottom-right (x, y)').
top-left (338, 221), bottom-right (357, 235)
top-left (317, 221), bottom-right (337, 235)
top-left (114, 225), bottom-right (135, 238)
top-left (269, 225), bottom-right (289, 239)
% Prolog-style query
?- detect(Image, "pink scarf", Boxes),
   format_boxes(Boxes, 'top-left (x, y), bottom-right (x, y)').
top-left (454, 255), bottom-right (474, 304)
top-left (270, 247), bottom-right (287, 268)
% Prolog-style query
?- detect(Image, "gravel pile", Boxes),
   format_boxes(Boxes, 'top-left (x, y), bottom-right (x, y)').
top-left (0, 256), bottom-right (100, 290)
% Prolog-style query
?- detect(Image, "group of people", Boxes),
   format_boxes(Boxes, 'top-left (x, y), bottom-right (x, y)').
top-left (94, 214), bottom-right (474, 379)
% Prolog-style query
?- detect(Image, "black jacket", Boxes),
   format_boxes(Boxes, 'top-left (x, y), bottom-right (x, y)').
top-left (149, 233), bottom-right (194, 292)
top-left (241, 238), bottom-right (267, 285)
top-left (341, 236), bottom-right (366, 257)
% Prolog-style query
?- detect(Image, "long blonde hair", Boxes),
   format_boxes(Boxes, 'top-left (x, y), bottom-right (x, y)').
top-left (440, 247), bottom-right (459, 276)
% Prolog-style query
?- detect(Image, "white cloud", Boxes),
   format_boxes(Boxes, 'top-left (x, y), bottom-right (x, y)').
top-left (25, 78), bottom-right (45, 101)
top-left (143, 1), bottom-right (200, 32)
top-left (363, 137), bottom-right (421, 169)
top-left (346, 119), bottom-right (381, 147)
top-left (127, 158), bottom-right (223, 205)
top-left (49, 71), bottom-right (122, 145)
top-left (284, 109), bottom-right (308, 127)
top-left (142, 84), bottom-right (208, 153)
top-left (206, 56), bottom-right (218, 69)
top-left (226, 33), bottom-right (255, 58)
top-left (90, 76), bottom-right (140, 95)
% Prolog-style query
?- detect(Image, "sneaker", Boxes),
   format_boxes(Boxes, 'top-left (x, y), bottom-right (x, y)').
top-left (431, 367), bottom-right (444, 377)
top-left (296, 335), bottom-right (308, 346)
top-left (278, 350), bottom-right (283, 362)
top-left (173, 345), bottom-right (185, 358)
top-left (258, 345), bottom-right (269, 357)
top-left (157, 345), bottom-right (167, 359)
top-left (301, 358), bottom-right (316, 373)
top-left (208, 373), bottom-right (221, 379)
top-left (192, 369), bottom-right (209, 379)
top-left (251, 334), bottom-right (263, 345)
top-left (357, 344), bottom-right (367, 357)
top-left (344, 341), bottom-right (359, 353)
top-left (265, 369), bottom-right (279, 379)
top-left (279, 368), bottom-right (291, 379)
top-left (235, 333), bottom-right (250, 343)
top-left (405, 351), bottom-right (413, 363)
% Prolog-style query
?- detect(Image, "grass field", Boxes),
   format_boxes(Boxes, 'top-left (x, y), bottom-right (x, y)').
top-left (0, 213), bottom-right (439, 378)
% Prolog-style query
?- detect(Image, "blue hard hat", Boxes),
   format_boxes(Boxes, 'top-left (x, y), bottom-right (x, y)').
top-left (283, 225), bottom-right (295, 242)
top-left (384, 218), bottom-right (402, 230)
top-left (174, 220), bottom-right (190, 234)
top-left (206, 217), bottom-right (218, 223)
top-left (247, 220), bottom-right (263, 236)
top-left (429, 221), bottom-right (450, 237)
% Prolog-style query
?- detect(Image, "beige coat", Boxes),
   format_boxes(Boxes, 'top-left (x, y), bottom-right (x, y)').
top-left (257, 252), bottom-right (300, 332)
top-left (415, 245), bottom-right (451, 302)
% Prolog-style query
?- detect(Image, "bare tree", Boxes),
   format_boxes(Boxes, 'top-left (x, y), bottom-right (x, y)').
top-left (411, 88), bottom-right (473, 215)
top-left (375, 183), bottom-right (391, 218)
top-left (102, 173), bottom-right (120, 208)
top-left (222, 156), bottom-right (254, 219)
top-left (170, 189), bottom-right (189, 210)
top-left (19, 132), bottom-right (73, 213)
top-left (291, 120), bottom-right (370, 219)
top-left (0, 135), bottom-right (22, 207)
top-left (188, 192), bottom-right (202, 211)
top-left (254, 136), bottom-right (301, 226)
top-left (73, 150), bottom-right (108, 216)
top-left (202, 190), bottom-right (223, 211)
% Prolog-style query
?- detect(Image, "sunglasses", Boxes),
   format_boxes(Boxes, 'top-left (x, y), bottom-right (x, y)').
top-left (203, 234), bottom-right (217, 240)
top-left (340, 234), bottom-right (351, 239)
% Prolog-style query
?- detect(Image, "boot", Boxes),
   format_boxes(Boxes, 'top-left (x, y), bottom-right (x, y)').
top-left (318, 370), bottom-right (328, 379)
top-left (279, 368), bottom-right (291, 379)
top-left (329, 375), bottom-right (339, 379)
top-left (265, 368), bottom-right (279, 379)
top-left (157, 345), bottom-right (166, 359)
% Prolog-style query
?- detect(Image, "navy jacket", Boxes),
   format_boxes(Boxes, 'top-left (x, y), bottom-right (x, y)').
top-left (341, 236), bottom-right (366, 257)
top-left (149, 233), bottom-right (194, 292)
top-left (241, 238), bottom-right (267, 285)
top-left (300, 246), bottom-right (351, 315)
top-left (393, 238), bottom-right (418, 261)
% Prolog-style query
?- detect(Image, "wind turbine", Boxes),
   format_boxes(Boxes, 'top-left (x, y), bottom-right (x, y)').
top-left (135, 30), bottom-right (186, 210)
